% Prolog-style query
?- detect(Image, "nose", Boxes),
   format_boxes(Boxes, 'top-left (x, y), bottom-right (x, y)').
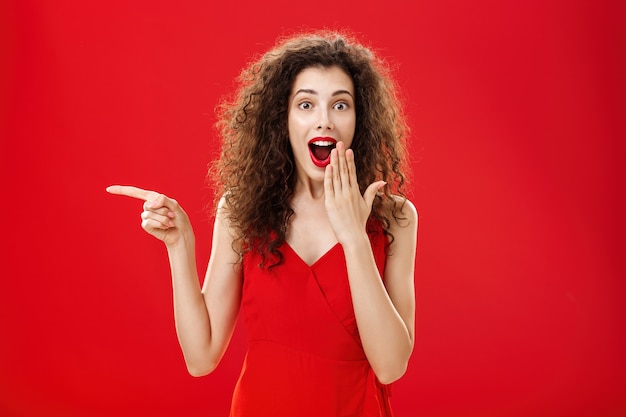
top-left (316, 108), bottom-right (334, 130)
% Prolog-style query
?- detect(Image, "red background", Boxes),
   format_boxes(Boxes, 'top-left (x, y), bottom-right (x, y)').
top-left (1, 1), bottom-right (625, 416)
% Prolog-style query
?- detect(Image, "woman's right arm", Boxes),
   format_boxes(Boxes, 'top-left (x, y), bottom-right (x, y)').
top-left (107, 186), bottom-right (242, 376)
top-left (172, 195), bottom-right (242, 376)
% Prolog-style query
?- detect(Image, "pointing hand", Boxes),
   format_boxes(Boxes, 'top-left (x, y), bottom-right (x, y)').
top-left (106, 185), bottom-right (193, 247)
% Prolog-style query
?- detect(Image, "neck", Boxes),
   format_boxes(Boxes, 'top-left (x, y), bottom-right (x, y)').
top-left (294, 176), bottom-right (325, 200)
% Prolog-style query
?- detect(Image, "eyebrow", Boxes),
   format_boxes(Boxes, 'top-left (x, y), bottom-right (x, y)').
top-left (293, 89), bottom-right (354, 98)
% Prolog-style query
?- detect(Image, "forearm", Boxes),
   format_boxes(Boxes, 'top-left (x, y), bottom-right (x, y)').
top-left (106, 186), bottom-right (238, 376)
top-left (166, 233), bottom-right (214, 375)
top-left (343, 234), bottom-right (413, 384)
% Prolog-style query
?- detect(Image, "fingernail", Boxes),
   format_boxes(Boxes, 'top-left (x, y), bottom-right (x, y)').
top-left (146, 201), bottom-right (154, 208)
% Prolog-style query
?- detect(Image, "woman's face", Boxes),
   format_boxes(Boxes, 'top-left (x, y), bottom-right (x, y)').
top-left (287, 65), bottom-right (356, 183)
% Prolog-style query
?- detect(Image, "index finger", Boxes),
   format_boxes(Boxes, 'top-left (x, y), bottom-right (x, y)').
top-left (106, 185), bottom-right (153, 201)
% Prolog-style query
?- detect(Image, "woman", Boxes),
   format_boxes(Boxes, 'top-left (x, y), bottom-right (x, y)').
top-left (107, 31), bottom-right (417, 417)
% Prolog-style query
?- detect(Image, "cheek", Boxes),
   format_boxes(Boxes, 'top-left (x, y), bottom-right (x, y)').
top-left (287, 117), bottom-right (305, 151)
top-left (287, 113), bottom-right (306, 135)
top-left (342, 116), bottom-right (356, 144)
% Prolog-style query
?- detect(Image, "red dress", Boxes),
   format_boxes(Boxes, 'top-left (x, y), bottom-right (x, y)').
top-left (230, 225), bottom-right (393, 417)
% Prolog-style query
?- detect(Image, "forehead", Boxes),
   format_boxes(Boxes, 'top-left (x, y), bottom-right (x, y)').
top-left (290, 66), bottom-right (354, 95)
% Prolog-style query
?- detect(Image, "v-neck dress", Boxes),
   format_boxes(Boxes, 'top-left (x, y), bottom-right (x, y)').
top-left (230, 224), bottom-right (393, 417)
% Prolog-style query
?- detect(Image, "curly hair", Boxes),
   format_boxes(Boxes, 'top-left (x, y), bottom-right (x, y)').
top-left (209, 30), bottom-right (410, 267)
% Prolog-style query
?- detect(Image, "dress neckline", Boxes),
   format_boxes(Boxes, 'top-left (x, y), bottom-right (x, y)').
top-left (282, 241), bottom-right (341, 268)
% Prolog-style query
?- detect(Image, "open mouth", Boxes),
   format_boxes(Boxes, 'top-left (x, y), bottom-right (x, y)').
top-left (308, 138), bottom-right (337, 167)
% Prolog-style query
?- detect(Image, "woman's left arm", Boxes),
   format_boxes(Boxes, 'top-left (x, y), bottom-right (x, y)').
top-left (342, 200), bottom-right (417, 385)
top-left (325, 143), bottom-right (418, 385)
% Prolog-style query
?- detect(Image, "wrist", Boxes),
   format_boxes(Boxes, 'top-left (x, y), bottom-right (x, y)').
top-left (166, 229), bottom-right (196, 252)
top-left (340, 231), bottom-right (370, 254)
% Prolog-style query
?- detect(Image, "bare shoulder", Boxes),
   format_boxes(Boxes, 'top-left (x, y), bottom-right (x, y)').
top-left (215, 194), bottom-right (237, 230)
top-left (212, 194), bottom-right (240, 255)
top-left (216, 193), bottom-right (230, 217)
top-left (387, 196), bottom-right (418, 256)
top-left (389, 195), bottom-right (418, 229)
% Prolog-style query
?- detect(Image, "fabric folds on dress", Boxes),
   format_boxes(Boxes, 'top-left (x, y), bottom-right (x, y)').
top-left (230, 224), bottom-right (392, 417)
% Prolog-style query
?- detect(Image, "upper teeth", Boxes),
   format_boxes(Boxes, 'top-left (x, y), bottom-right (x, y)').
top-left (311, 141), bottom-right (335, 147)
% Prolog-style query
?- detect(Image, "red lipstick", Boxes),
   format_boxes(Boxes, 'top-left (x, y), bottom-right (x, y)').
top-left (307, 137), bottom-right (337, 167)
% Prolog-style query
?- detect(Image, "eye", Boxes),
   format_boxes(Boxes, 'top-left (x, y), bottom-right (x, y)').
top-left (333, 102), bottom-right (349, 111)
top-left (298, 101), bottom-right (313, 110)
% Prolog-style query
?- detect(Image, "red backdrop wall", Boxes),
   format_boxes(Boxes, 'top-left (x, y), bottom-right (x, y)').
top-left (1, 1), bottom-right (624, 416)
